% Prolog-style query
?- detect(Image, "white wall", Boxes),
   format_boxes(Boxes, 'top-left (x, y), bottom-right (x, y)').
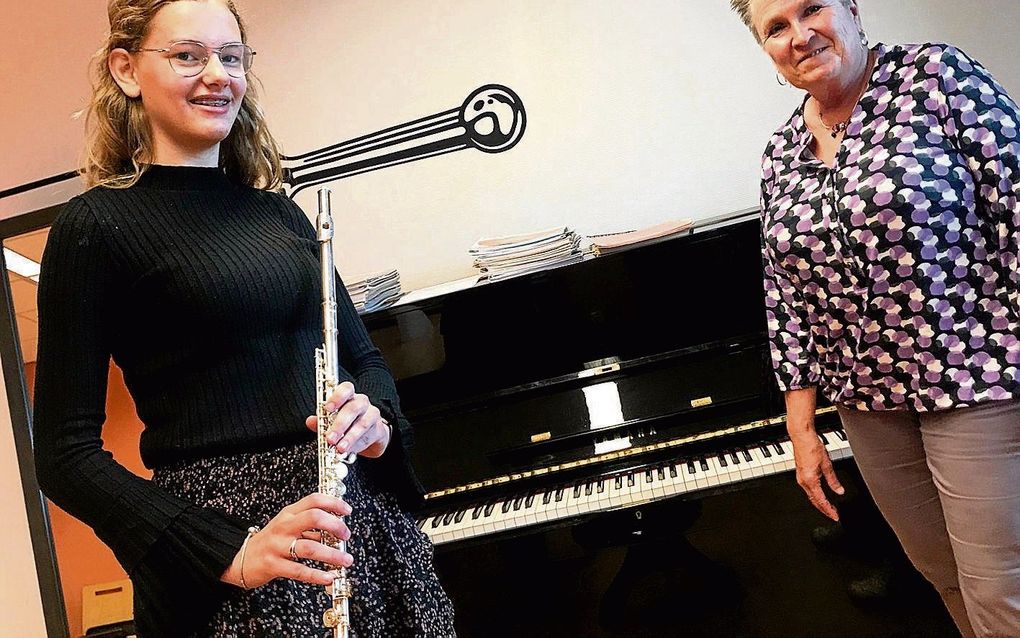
top-left (1, 3), bottom-right (1019, 631)
top-left (0, 353), bottom-right (48, 637)
top-left (248, 0), bottom-right (1020, 290)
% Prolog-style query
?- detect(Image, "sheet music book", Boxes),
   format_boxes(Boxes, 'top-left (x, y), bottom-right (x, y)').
top-left (345, 269), bottom-right (402, 313)
top-left (589, 218), bottom-right (694, 256)
top-left (470, 226), bottom-right (583, 282)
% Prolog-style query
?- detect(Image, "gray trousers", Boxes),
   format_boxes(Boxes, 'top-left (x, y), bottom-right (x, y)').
top-left (838, 399), bottom-right (1020, 638)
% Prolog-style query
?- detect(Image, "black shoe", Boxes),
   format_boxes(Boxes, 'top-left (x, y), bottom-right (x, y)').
top-left (810, 522), bottom-right (848, 554)
top-left (848, 565), bottom-right (934, 609)
top-left (847, 567), bottom-right (896, 607)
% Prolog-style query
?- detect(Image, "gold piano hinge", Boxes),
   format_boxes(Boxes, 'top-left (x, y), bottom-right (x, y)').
top-left (690, 396), bottom-right (713, 408)
top-left (422, 405), bottom-right (839, 500)
top-left (530, 432), bottom-right (551, 443)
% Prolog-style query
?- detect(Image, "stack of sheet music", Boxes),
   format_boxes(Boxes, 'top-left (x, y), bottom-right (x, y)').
top-left (588, 218), bottom-right (695, 256)
top-left (470, 226), bottom-right (584, 282)
top-left (345, 269), bottom-right (402, 313)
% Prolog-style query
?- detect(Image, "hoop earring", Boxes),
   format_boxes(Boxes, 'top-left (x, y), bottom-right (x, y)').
top-left (860, 31), bottom-right (869, 48)
top-left (776, 73), bottom-right (788, 87)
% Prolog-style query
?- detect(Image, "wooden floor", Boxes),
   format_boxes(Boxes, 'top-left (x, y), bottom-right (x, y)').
top-left (433, 466), bottom-right (960, 638)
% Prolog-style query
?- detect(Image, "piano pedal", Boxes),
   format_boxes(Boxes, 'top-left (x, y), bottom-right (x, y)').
top-left (571, 499), bottom-right (703, 549)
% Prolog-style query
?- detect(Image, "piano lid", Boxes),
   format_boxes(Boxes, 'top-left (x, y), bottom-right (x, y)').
top-left (360, 212), bottom-right (768, 417)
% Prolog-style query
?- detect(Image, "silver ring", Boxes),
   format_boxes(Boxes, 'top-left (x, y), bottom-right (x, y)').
top-left (288, 538), bottom-right (300, 561)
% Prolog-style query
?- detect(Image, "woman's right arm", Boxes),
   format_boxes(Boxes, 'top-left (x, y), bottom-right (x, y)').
top-left (33, 199), bottom-right (254, 634)
top-left (785, 387), bottom-right (843, 521)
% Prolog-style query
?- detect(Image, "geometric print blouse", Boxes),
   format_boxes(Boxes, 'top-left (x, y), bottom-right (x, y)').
top-left (760, 43), bottom-right (1020, 411)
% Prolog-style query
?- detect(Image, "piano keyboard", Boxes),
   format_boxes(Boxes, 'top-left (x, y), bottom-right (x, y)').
top-left (419, 429), bottom-right (852, 546)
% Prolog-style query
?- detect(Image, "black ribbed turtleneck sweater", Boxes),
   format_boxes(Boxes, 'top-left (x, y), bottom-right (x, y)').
top-left (32, 165), bottom-right (419, 637)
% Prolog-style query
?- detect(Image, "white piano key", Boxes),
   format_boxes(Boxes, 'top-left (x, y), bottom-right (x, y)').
top-left (778, 440), bottom-right (796, 471)
top-left (744, 447), bottom-right (767, 478)
top-left (704, 455), bottom-right (725, 487)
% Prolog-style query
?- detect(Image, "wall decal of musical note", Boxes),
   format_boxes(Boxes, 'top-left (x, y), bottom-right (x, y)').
top-left (0, 85), bottom-right (526, 202)
top-left (281, 84), bottom-right (526, 197)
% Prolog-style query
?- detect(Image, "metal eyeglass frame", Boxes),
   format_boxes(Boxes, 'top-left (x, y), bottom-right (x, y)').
top-left (134, 40), bottom-right (256, 78)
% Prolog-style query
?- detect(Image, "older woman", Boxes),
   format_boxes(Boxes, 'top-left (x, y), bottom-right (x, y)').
top-left (731, 1), bottom-right (1020, 636)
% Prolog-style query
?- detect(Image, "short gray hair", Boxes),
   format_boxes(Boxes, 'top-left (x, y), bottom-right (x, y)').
top-left (731, 0), bottom-right (855, 44)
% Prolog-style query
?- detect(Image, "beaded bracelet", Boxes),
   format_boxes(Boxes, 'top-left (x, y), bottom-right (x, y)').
top-left (239, 526), bottom-right (260, 590)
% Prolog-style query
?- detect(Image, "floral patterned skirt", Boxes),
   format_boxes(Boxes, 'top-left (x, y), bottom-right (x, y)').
top-left (153, 440), bottom-right (455, 638)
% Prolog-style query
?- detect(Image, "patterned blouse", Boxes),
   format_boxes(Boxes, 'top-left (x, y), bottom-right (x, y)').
top-left (760, 42), bottom-right (1020, 411)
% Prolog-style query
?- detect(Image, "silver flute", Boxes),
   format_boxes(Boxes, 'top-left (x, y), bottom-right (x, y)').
top-left (315, 187), bottom-right (356, 637)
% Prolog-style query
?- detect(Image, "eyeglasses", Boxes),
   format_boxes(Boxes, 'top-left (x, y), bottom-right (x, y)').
top-left (135, 41), bottom-right (255, 78)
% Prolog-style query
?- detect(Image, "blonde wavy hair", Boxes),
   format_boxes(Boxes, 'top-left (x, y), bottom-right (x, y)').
top-left (80, 0), bottom-right (283, 190)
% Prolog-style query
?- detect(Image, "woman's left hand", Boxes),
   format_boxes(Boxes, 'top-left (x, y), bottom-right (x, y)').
top-left (305, 381), bottom-right (391, 458)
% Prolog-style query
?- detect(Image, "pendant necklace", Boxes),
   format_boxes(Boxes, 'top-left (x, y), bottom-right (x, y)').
top-left (817, 51), bottom-right (875, 139)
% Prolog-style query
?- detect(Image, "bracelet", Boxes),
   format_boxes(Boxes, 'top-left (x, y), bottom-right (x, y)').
top-left (239, 526), bottom-right (260, 590)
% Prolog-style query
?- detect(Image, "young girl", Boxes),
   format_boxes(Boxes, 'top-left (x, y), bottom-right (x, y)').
top-left (33, 1), bottom-right (455, 635)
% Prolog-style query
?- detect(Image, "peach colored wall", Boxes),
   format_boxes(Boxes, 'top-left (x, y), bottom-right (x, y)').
top-left (25, 362), bottom-right (149, 638)
top-left (0, 0), bottom-right (102, 219)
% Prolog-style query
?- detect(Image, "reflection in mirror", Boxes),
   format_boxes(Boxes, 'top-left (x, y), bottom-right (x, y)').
top-left (6, 225), bottom-right (143, 638)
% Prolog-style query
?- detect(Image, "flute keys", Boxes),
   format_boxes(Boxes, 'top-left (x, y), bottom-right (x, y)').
top-left (333, 463), bottom-right (349, 481)
top-left (323, 609), bottom-right (339, 629)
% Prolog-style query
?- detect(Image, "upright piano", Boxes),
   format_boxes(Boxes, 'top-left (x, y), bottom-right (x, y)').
top-left (359, 211), bottom-right (952, 637)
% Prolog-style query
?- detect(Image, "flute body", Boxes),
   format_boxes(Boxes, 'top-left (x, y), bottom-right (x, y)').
top-left (315, 187), bottom-right (356, 638)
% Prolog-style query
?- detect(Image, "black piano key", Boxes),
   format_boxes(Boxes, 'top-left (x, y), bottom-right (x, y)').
top-left (669, 464), bottom-right (678, 478)
top-left (741, 449), bottom-right (753, 463)
top-left (699, 458), bottom-right (709, 471)
top-left (555, 488), bottom-right (565, 502)
top-left (835, 429), bottom-right (848, 441)
top-left (773, 441), bottom-right (785, 455)
top-left (644, 470), bottom-right (653, 484)
top-left (627, 474), bottom-right (636, 487)
top-left (819, 432), bottom-right (830, 444)
top-left (442, 511), bottom-right (456, 525)
top-left (657, 467), bottom-right (666, 480)
top-left (597, 479), bottom-right (606, 493)
top-left (719, 454), bottom-right (728, 467)
top-left (471, 505), bottom-right (484, 520)
top-left (454, 509), bottom-right (466, 524)
top-left (542, 491), bottom-right (552, 505)
top-left (430, 516), bottom-right (443, 529)
top-left (729, 451), bottom-right (740, 464)
top-left (585, 481), bottom-right (594, 496)
top-left (573, 484), bottom-right (582, 498)
top-left (418, 518), bottom-right (427, 530)
top-left (687, 460), bottom-right (696, 474)
top-left (501, 500), bottom-right (512, 514)
top-left (761, 444), bottom-right (773, 458)
top-left (525, 494), bottom-right (535, 508)
top-left (484, 502), bottom-right (496, 517)
top-left (512, 496), bottom-right (524, 512)
top-left (615, 476), bottom-right (623, 489)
